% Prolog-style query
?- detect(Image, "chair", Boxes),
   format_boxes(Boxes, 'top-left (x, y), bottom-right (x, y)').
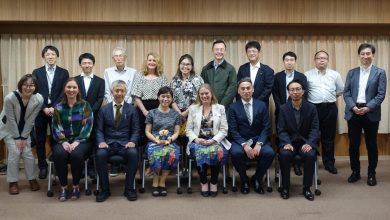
top-left (277, 155), bottom-right (321, 196)
top-left (46, 155), bottom-right (91, 197)
top-left (186, 154), bottom-right (228, 194)
top-left (138, 152), bottom-right (182, 194)
top-left (231, 165), bottom-right (272, 193)
top-left (94, 155), bottom-right (136, 195)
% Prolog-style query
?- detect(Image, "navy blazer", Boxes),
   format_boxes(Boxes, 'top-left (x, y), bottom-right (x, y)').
top-left (74, 75), bottom-right (105, 116)
top-left (32, 65), bottom-right (69, 108)
top-left (272, 70), bottom-right (308, 116)
top-left (237, 62), bottom-right (274, 106)
top-left (95, 102), bottom-right (140, 146)
top-left (343, 65), bottom-right (387, 122)
top-left (277, 100), bottom-right (319, 151)
top-left (228, 99), bottom-right (271, 146)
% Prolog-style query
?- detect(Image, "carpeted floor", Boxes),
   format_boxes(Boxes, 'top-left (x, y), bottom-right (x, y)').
top-left (0, 158), bottom-right (389, 220)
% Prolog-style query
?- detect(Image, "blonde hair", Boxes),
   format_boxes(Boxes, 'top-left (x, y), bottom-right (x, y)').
top-left (195, 84), bottom-right (219, 105)
top-left (140, 52), bottom-right (164, 76)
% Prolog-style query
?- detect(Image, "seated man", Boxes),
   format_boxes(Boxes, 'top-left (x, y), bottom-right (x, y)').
top-left (95, 80), bottom-right (140, 202)
top-left (278, 79), bottom-right (319, 201)
top-left (229, 77), bottom-right (275, 194)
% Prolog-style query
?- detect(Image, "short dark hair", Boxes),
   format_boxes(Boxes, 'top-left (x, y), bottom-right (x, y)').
top-left (212, 40), bottom-right (226, 49)
top-left (157, 86), bottom-right (173, 98)
top-left (41, 45), bottom-right (59, 58)
top-left (245, 41), bottom-right (261, 52)
top-left (358, 43), bottom-right (376, 55)
top-left (79, 53), bottom-right (95, 64)
top-left (287, 79), bottom-right (305, 91)
top-left (238, 77), bottom-right (252, 87)
top-left (314, 50), bottom-right (329, 59)
top-left (17, 74), bottom-right (39, 94)
top-left (282, 51), bottom-right (297, 60)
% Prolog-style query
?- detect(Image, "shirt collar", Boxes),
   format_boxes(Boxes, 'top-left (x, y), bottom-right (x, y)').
top-left (113, 100), bottom-right (125, 107)
top-left (114, 66), bottom-right (128, 72)
top-left (81, 72), bottom-right (94, 78)
top-left (250, 62), bottom-right (260, 69)
top-left (360, 64), bottom-right (372, 73)
top-left (285, 70), bottom-right (295, 77)
top-left (243, 98), bottom-right (253, 105)
top-left (45, 64), bottom-right (56, 72)
top-left (315, 68), bottom-right (327, 75)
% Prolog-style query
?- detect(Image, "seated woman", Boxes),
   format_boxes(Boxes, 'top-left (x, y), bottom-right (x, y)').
top-left (52, 78), bottom-right (93, 201)
top-left (186, 84), bottom-right (230, 197)
top-left (145, 86), bottom-right (181, 197)
top-left (0, 74), bottom-right (43, 194)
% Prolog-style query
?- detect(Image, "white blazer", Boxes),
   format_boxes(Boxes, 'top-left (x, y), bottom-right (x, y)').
top-left (186, 103), bottom-right (231, 155)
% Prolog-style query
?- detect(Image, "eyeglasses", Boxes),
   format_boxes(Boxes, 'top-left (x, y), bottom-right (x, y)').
top-left (180, 63), bottom-right (192, 67)
top-left (288, 87), bottom-right (302, 92)
top-left (22, 84), bottom-right (35, 88)
top-left (315, 57), bottom-right (328, 60)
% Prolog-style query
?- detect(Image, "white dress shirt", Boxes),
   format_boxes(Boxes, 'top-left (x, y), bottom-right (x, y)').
top-left (45, 64), bottom-right (56, 104)
top-left (356, 65), bottom-right (372, 103)
top-left (250, 62), bottom-right (261, 85)
top-left (80, 72), bottom-right (94, 94)
top-left (104, 66), bottom-right (137, 104)
top-left (285, 70), bottom-right (295, 100)
top-left (304, 68), bottom-right (344, 103)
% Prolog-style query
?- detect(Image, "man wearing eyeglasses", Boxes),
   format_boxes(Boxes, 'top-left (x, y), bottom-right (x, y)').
top-left (278, 79), bottom-right (319, 201)
top-left (304, 51), bottom-right (344, 175)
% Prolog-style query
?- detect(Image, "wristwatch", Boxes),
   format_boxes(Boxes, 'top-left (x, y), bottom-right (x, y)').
top-left (256, 142), bottom-right (263, 146)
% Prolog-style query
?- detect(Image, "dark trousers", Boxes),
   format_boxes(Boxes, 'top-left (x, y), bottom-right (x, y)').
top-left (196, 165), bottom-right (220, 185)
top-left (347, 114), bottom-right (379, 175)
top-left (35, 112), bottom-right (51, 169)
top-left (52, 141), bottom-right (92, 186)
top-left (314, 102), bottom-right (338, 167)
top-left (231, 142), bottom-right (275, 184)
top-left (95, 143), bottom-right (138, 191)
top-left (279, 143), bottom-right (316, 189)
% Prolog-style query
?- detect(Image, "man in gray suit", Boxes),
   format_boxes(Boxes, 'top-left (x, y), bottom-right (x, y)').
top-left (344, 43), bottom-right (387, 186)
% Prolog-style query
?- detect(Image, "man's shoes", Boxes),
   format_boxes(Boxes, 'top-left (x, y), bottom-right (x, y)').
top-left (71, 187), bottom-right (80, 200)
top-left (325, 166), bottom-right (338, 174)
top-left (96, 190), bottom-right (111, 202)
top-left (367, 173), bottom-right (377, 186)
top-left (29, 179), bottom-right (40, 191)
top-left (240, 182), bottom-right (250, 194)
top-left (109, 164), bottom-right (120, 177)
top-left (348, 172), bottom-right (361, 183)
top-left (293, 164), bottom-right (302, 176)
top-left (254, 180), bottom-right (264, 194)
top-left (39, 168), bottom-right (47, 179)
top-left (280, 188), bottom-right (289, 200)
top-left (125, 189), bottom-right (137, 201)
top-left (58, 188), bottom-right (69, 202)
top-left (302, 187), bottom-right (314, 201)
top-left (9, 182), bottom-right (19, 195)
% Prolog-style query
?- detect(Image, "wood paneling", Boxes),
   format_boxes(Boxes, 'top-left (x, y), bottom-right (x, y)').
top-left (1, 0), bottom-right (390, 24)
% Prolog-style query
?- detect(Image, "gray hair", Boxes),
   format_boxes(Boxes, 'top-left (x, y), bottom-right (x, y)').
top-left (112, 46), bottom-right (127, 57)
top-left (111, 80), bottom-right (127, 91)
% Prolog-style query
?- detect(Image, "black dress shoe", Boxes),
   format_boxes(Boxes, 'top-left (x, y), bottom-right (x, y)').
top-left (280, 188), bottom-right (289, 200)
top-left (39, 168), bottom-right (47, 179)
top-left (325, 166), bottom-right (338, 174)
top-left (254, 180), bottom-right (264, 194)
top-left (96, 190), bottom-right (111, 202)
top-left (240, 182), bottom-right (250, 194)
top-left (293, 164), bottom-right (302, 176)
top-left (367, 173), bottom-right (377, 186)
top-left (125, 189), bottom-right (138, 201)
top-left (348, 172), bottom-right (361, 183)
top-left (302, 188), bottom-right (314, 201)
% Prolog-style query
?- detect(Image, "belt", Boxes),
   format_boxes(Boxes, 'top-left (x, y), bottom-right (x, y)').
top-left (356, 103), bottom-right (367, 108)
top-left (313, 102), bottom-right (335, 107)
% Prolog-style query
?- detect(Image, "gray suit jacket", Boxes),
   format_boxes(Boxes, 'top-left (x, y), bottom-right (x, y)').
top-left (343, 65), bottom-right (387, 122)
top-left (0, 91), bottom-right (43, 140)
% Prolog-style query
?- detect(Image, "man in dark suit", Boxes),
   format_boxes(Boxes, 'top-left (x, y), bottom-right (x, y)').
top-left (74, 53), bottom-right (105, 178)
top-left (229, 77), bottom-right (275, 194)
top-left (32, 45), bottom-right (69, 179)
top-left (278, 79), bottom-right (319, 201)
top-left (95, 80), bottom-right (140, 202)
top-left (272, 51), bottom-right (308, 176)
top-left (344, 43), bottom-right (387, 186)
top-left (237, 41), bottom-right (274, 107)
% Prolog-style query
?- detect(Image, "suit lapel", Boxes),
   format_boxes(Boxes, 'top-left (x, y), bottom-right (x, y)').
top-left (366, 66), bottom-right (377, 92)
top-left (86, 77), bottom-right (96, 98)
top-left (253, 65), bottom-right (263, 86)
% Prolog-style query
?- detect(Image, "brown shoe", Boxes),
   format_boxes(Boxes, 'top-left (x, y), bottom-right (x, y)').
top-left (29, 179), bottom-right (40, 191)
top-left (9, 182), bottom-right (19, 195)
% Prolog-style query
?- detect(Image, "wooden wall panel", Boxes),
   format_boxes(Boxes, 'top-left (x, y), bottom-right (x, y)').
top-left (1, 0), bottom-right (390, 24)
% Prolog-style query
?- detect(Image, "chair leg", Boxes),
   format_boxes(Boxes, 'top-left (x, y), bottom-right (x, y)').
top-left (139, 159), bottom-right (146, 193)
top-left (187, 158), bottom-right (192, 193)
top-left (231, 167), bottom-right (237, 192)
top-left (222, 164), bottom-right (228, 194)
top-left (176, 162), bottom-right (182, 194)
top-left (266, 168), bottom-right (272, 192)
top-left (84, 159), bottom-right (91, 195)
top-left (314, 160), bottom-right (321, 195)
top-left (47, 161), bottom-right (53, 197)
top-left (278, 163), bottom-right (282, 192)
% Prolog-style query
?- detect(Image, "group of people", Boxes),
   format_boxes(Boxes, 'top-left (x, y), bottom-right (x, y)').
top-left (0, 40), bottom-right (386, 203)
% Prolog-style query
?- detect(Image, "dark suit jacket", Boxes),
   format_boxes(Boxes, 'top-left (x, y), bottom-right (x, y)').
top-left (343, 65), bottom-right (387, 122)
top-left (277, 100), bottom-right (319, 151)
top-left (272, 70), bottom-right (307, 119)
top-left (74, 75), bottom-right (105, 116)
top-left (32, 65), bottom-right (69, 109)
top-left (95, 102), bottom-right (140, 147)
top-left (228, 99), bottom-right (271, 146)
top-left (236, 62), bottom-right (274, 106)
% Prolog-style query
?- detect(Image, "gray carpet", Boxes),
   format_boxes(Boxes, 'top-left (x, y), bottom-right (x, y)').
top-left (1, 158), bottom-right (390, 220)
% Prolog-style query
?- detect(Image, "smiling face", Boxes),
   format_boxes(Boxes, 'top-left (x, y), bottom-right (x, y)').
top-left (198, 87), bottom-right (212, 105)
top-left (238, 81), bottom-right (254, 102)
top-left (179, 58), bottom-right (193, 76)
top-left (146, 54), bottom-right (157, 72)
top-left (44, 49), bottom-right (58, 66)
top-left (80, 58), bottom-right (94, 75)
top-left (64, 80), bottom-right (79, 100)
top-left (288, 82), bottom-right (304, 102)
top-left (246, 47), bottom-right (260, 64)
top-left (158, 92), bottom-right (172, 108)
top-left (283, 55), bottom-right (296, 71)
top-left (359, 47), bottom-right (374, 67)
top-left (212, 42), bottom-right (226, 63)
top-left (111, 85), bottom-right (127, 104)
top-left (21, 78), bottom-right (36, 98)
top-left (112, 50), bottom-right (127, 69)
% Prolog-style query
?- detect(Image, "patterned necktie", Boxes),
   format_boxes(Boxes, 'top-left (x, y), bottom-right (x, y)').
top-left (115, 104), bottom-right (122, 127)
top-left (244, 103), bottom-right (252, 125)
